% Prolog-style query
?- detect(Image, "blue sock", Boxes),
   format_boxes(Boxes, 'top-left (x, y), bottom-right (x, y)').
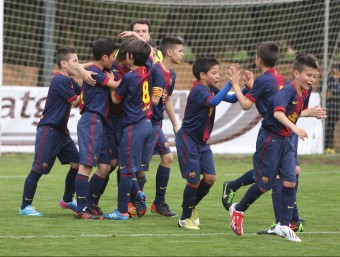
top-left (88, 173), bottom-right (106, 207)
top-left (75, 174), bottom-right (89, 212)
top-left (236, 183), bottom-right (264, 212)
top-left (272, 177), bottom-right (282, 223)
top-left (62, 167), bottom-right (78, 203)
top-left (280, 186), bottom-right (295, 226)
top-left (181, 184), bottom-right (197, 220)
top-left (229, 169), bottom-right (254, 191)
top-left (21, 170), bottom-right (42, 210)
top-left (195, 179), bottom-right (212, 206)
top-left (154, 165), bottom-right (170, 204)
top-left (96, 166), bottom-right (116, 204)
top-left (118, 174), bottom-right (133, 213)
top-left (292, 175), bottom-right (300, 222)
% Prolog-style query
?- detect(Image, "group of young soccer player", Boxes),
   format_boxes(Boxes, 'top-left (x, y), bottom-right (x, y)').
top-left (18, 19), bottom-right (327, 243)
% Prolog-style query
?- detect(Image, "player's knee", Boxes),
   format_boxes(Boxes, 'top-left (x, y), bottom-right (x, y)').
top-left (70, 162), bottom-right (79, 170)
top-left (203, 175), bottom-right (216, 185)
top-left (295, 165), bottom-right (301, 176)
top-left (136, 171), bottom-right (145, 178)
top-left (160, 153), bottom-right (173, 167)
top-left (282, 180), bottom-right (296, 188)
top-left (187, 181), bottom-right (200, 189)
top-left (137, 175), bottom-right (147, 186)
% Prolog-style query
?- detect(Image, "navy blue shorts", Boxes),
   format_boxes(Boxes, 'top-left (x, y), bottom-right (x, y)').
top-left (118, 119), bottom-right (152, 174)
top-left (77, 112), bottom-right (110, 167)
top-left (175, 128), bottom-right (216, 184)
top-left (253, 127), bottom-right (296, 190)
top-left (106, 115), bottom-right (124, 160)
top-left (148, 121), bottom-right (171, 157)
top-left (31, 125), bottom-right (79, 174)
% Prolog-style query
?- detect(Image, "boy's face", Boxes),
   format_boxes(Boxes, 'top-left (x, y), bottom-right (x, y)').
top-left (168, 44), bottom-right (184, 64)
top-left (103, 52), bottom-right (116, 69)
top-left (63, 53), bottom-right (79, 76)
top-left (201, 64), bottom-right (220, 87)
top-left (133, 23), bottom-right (150, 41)
top-left (293, 66), bottom-right (319, 90)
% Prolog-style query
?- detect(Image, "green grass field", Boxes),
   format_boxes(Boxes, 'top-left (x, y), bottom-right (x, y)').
top-left (0, 153), bottom-right (339, 256)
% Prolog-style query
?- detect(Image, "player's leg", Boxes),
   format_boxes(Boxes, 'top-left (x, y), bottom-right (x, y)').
top-left (175, 129), bottom-right (200, 229)
top-left (230, 128), bottom-right (279, 235)
top-left (274, 136), bottom-right (301, 242)
top-left (57, 136), bottom-right (79, 212)
top-left (222, 169), bottom-right (255, 211)
top-left (151, 128), bottom-right (177, 217)
top-left (290, 164), bottom-right (306, 232)
top-left (87, 135), bottom-right (111, 215)
top-left (191, 149), bottom-right (216, 227)
top-left (257, 175), bottom-right (282, 235)
top-left (19, 126), bottom-right (60, 216)
top-left (74, 113), bottom-right (103, 219)
top-left (98, 116), bottom-right (121, 205)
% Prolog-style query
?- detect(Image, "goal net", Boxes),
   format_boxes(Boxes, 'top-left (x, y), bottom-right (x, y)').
top-left (2, 0), bottom-right (340, 153)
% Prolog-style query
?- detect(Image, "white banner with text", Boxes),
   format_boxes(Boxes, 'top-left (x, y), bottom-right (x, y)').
top-left (1, 86), bottom-right (323, 154)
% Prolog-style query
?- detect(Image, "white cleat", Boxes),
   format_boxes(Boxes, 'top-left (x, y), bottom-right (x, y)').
top-left (274, 223), bottom-right (302, 243)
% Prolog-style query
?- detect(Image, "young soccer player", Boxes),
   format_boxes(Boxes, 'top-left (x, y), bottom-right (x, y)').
top-left (176, 57), bottom-right (241, 229)
top-left (19, 47), bottom-right (82, 216)
top-left (146, 37), bottom-right (184, 217)
top-left (74, 38), bottom-right (120, 219)
top-left (227, 48), bottom-right (319, 242)
top-left (103, 39), bottom-right (153, 220)
top-left (86, 37), bottom-right (134, 216)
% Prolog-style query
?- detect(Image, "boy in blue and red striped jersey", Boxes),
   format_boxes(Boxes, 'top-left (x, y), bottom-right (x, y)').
top-left (19, 47), bottom-right (82, 216)
top-left (74, 38), bottom-right (120, 219)
top-left (103, 39), bottom-right (153, 220)
top-left (227, 45), bottom-right (319, 242)
top-left (176, 57), bottom-right (240, 229)
top-left (86, 37), bottom-right (134, 216)
top-left (147, 37), bottom-right (184, 217)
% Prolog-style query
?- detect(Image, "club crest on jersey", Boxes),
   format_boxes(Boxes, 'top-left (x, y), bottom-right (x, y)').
top-left (261, 176), bottom-right (269, 184)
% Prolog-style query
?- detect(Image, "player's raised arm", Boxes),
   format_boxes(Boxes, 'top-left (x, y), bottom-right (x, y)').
top-left (226, 64), bottom-right (254, 110)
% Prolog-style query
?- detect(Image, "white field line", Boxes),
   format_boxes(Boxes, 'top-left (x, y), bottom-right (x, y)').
top-left (0, 231), bottom-right (339, 240)
top-left (0, 176), bottom-right (26, 179)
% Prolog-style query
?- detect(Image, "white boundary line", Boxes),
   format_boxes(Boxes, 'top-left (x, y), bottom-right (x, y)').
top-left (1, 231), bottom-right (339, 240)
top-left (0, 176), bottom-right (26, 179)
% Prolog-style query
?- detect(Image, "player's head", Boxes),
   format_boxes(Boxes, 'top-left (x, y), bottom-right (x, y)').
top-left (293, 52), bottom-right (319, 87)
top-left (256, 41), bottom-right (279, 68)
top-left (192, 57), bottom-right (219, 86)
top-left (159, 37), bottom-right (184, 64)
top-left (130, 19), bottom-right (151, 41)
top-left (126, 39), bottom-right (151, 66)
top-left (55, 47), bottom-right (79, 76)
top-left (91, 38), bottom-right (118, 68)
top-left (116, 37), bottom-right (136, 61)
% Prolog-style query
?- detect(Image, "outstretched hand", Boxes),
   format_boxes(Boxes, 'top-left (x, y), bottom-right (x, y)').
top-left (309, 105), bottom-right (327, 119)
top-left (243, 70), bottom-right (254, 90)
top-left (226, 63), bottom-right (240, 88)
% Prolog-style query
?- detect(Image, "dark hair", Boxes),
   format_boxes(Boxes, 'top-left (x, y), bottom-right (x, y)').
top-left (294, 53), bottom-right (319, 72)
top-left (126, 40), bottom-right (151, 66)
top-left (159, 37), bottom-right (183, 57)
top-left (55, 47), bottom-right (77, 69)
top-left (116, 37), bottom-right (136, 61)
top-left (256, 41), bottom-right (279, 67)
top-left (130, 19), bottom-right (151, 32)
top-left (91, 38), bottom-right (118, 61)
top-left (192, 57), bottom-right (219, 81)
